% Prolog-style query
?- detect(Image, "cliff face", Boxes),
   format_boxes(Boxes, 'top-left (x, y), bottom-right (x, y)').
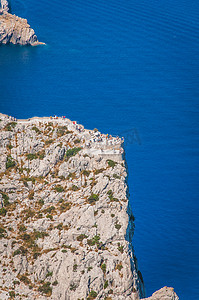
top-left (0, 0), bottom-right (43, 45)
top-left (0, 113), bottom-right (145, 300)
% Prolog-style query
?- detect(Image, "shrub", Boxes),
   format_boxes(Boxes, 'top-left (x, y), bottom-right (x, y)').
top-left (111, 214), bottom-right (115, 218)
top-left (70, 283), bottom-right (77, 291)
top-left (45, 139), bottom-right (53, 145)
top-left (87, 235), bottom-right (100, 247)
top-left (46, 271), bottom-right (53, 278)
top-left (74, 139), bottom-right (81, 144)
top-left (73, 264), bottom-right (77, 272)
top-left (18, 275), bottom-right (30, 285)
top-left (7, 144), bottom-right (13, 149)
top-left (6, 156), bottom-right (15, 169)
top-left (113, 173), bottom-right (120, 179)
top-left (117, 243), bottom-right (124, 253)
top-left (32, 126), bottom-right (41, 134)
top-left (59, 202), bottom-right (71, 212)
top-left (52, 280), bottom-right (58, 286)
top-left (87, 290), bottom-right (98, 299)
top-left (38, 282), bottom-right (52, 296)
top-left (77, 234), bottom-right (88, 242)
top-left (9, 291), bottom-right (15, 298)
top-left (13, 249), bottom-right (21, 256)
top-left (0, 207), bottom-right (7, 216)
top-left (65, 147), bottom-right (81, 159)
top-left (28, 191), bottom-right (34, 200)
top-left (107, 160), bottom-right (117, 168)
top-left (94, 168), bottom-right (104, 175)
top-left (57, 126), bottom-right (70, 137)
top-left (71, 185), bottom-right (79, 191)
top-left (26, 153), bottom-right (38, 160)
top-left (88, 194), bottom-right (99, 205)
top-left (0, 226), bottom-right (6, 238)
top-left (104, 280), bottom-right (108, 289)
top-left (116, 263), bottom-right (123, 271)
top-left (115, 223), bottom-right (121, 230)
top-left (1, 192), bottom-right (10, 206)
top-left (54, 185), bottom-right (64, 193)
top-left (82, 170), bottom-right (91, 177)
top-left (101, 263), bottom-right (106, 274)
top-left (5, 122), bottom-right (17, 131)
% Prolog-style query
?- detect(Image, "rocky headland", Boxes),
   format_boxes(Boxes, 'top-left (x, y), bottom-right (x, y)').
top-left (0, 0), bottom-right (43, 45)
top-left (0, 113), bottom-right (179, 300)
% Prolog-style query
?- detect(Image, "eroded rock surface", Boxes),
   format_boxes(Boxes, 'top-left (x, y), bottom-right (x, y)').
top-left (142, 287), bottom-right (179, 300)
top-left (0, 0), bottom-right (43, 45)
top-left (0, 113), bottom-right (145, 300)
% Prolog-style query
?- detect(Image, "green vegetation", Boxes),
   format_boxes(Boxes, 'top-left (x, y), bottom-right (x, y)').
top-left (104, 280), bottom-right (108, 289)
top-left (87, 290), bottom-right (98, 299)
top-left (7, 144), bottom-right (13, 149)
top-left (94, 168), bottom-right (104, 175)
top-left (13, 249), bottom-right (21, 256)
top-left (70, 283), bottom-right (77, 291)
top-left (82, 170), bottom-right (91, 177)
top-left (107, 160), bottom-right (117, 168)
top-left (88, 194), bottom-right (99, 205)
top-left (107, 190), bottom-right (119, 202)
top-left (4, 122), bottom-right (17, 131)
top-left (6, 155), bottom-right (15, 169)
top-left (74, 139), bottom-right (81, 144)
top-left (46, 271), bottom-right (53, 278)
top-left (115, 223), bottom-right (121, 230)
top-left (65, 147), bottom-right (81, 159)
top-left (113, 173), bottom-right (120, 179)
top-left (77, 234), bottom-right (88, 242)
top-left (0, 226), bottom-right (6, 238)
top-left (87, 235), bottom-right (100, 247)
top-left (32, 126), bottom-right (41, 134)
top-left (0, 207), bottom-right (7, 216)
top-left (54, 185), bottom-right (64, 193)
top-left (73, 264), bottom-right (77, 272)
top-left (1, 192), bottom-right (10, 206)
top-left (101, 263), bottom-right (106, 274)
top-left (71, 185), bottom-right (79, 191)
top-left (38, 282), bottom-right (52, 296)
top-left (116, 263), bottom-right (123, 271)
top-left (26, 150), bottom-right (45, 160)
top-left (18, 275), bottom-right (30, 285)
top-left (57, 126), bottom-right (71, 137)
top-left (9, 291), bottom-right (15, 298)
top-left (52, 280), bottom-right (58, 286)
top-left (117, 243), bottom-right (124, 253)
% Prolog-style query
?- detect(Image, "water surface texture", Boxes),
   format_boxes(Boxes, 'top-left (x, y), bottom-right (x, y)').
top-left (0, 0), bottom-right (199, 299)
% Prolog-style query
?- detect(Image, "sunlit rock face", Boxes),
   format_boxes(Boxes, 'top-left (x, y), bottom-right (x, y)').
top-left (0, 0), bottom-right (43, 45)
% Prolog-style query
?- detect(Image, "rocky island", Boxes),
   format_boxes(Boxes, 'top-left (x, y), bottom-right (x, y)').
top-left (0, 0), bottom-right (43, 45)
top-left (0, 113), bottom-right (179, 300)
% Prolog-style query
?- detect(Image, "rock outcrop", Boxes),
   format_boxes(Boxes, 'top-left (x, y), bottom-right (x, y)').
top-left (0, 113), bottom-right (145, 300)
top-left (0, 113), bottom-right (179, 300)
top-left (0, 0), bottom-right (43, 45)
top-left (142, 287), bottom-right (179, 300)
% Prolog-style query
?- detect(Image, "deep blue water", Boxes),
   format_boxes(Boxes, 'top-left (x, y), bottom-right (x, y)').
top-left (1, 0), bottom-right (199, 299)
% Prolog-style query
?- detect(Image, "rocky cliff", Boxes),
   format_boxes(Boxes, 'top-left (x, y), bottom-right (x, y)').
top-left (0, 113), bottom-right (179, 300)
top-left (0, 0), bottom-right (43, 45)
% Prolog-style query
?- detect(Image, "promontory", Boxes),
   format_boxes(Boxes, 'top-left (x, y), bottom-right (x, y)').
top-left (0, 113), bottom-right (179, 300)
top-left (0, 0), bottom-right (43, 45)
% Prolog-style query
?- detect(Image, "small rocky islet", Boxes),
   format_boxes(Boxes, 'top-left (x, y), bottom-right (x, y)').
top-left (0, 0), bottom-right (43, 45)
top-left (0, 113), bottom-right (179, 300)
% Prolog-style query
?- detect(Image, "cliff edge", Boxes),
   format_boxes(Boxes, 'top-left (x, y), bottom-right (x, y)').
top-left (0, 0), bottom-right (44, 45)
top-left (0, 113), bottom-right (179, 300)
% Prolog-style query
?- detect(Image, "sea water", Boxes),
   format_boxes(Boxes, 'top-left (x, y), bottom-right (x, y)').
top-left (0, 0), bottom-right (199, 299)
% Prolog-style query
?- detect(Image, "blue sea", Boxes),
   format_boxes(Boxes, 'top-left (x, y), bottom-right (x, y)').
top-left (0, 0), bottom-right (199, 299)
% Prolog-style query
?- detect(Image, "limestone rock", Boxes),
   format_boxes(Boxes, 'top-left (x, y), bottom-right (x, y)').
top-left (0, 0), bottom-right (44, 45)
top-left (0, 113), bottom-right (179, 300)
top-left (142, 287), bottom-right (179, 300)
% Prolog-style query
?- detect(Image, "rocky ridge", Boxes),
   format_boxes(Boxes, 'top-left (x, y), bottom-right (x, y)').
top-left (0, 0), bottom-right (43, 45)
top-left (0, 113), bottom-right (179, 300)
